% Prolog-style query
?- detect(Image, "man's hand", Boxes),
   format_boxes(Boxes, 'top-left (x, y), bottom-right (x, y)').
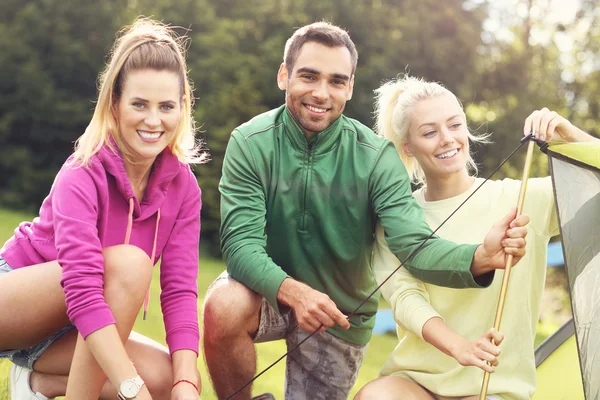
top-left (471, 207), bottom-right (530, 276)
top-left (450, 328), bottom-right (504, 373)
top-left (277, 278), bottom-right (350, 333)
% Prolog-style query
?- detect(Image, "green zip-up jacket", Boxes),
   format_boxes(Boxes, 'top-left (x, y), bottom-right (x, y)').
top-left (220, 105), bottom-right (488, 345)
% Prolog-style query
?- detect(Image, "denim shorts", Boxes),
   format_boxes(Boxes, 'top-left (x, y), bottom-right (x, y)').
top-left (0, 256), bottom-right (74, 369)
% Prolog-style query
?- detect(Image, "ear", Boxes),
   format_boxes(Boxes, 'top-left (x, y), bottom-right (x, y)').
top-left (346, 74), bottom-right (355, 101)
top-left (402, 142), bottom-right (414, 157)
top-left (277, 63), bottom-right (289, 91)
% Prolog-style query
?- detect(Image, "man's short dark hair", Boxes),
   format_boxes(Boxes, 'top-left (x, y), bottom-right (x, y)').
top-left (284, 22), bottom-right (358, 74)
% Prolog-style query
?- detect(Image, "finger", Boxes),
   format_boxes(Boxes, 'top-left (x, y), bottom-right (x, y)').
top-left (503, 244), bottom-right (526, 259)
top-left (523, 112), bottom-right (535, 136)
top-left (534, 108), bottom-right (550, 138)
top-left (505, 226), bottom-right (528, 238)
top-left (501, 240), bottom-right (527, 252)
top-left (546, 114), bottom-right (562, 142)
top-left (477, 339), bottom-right (501, 357)
top-left (490, 328), bottom-right (505, 345)
top-left (312, 307), bottom-right (336, 328)
top-left (479, 354), bottom-right (499, 368)
top-left (538, 110), bottom-right (557, 141)
top-left (530, 110), bottom-right (542, 138)
top-left (322, 301), bottom-right (351, 329)
top-left (300, 320), bottom-right (321, 333)
top-left (475, 347), bottom-right (498, 363)
top-left (297, 314), bottom-right (323, 333)
top-left (509, 214), bottom-right (530, 228)
top-left (478, 358), bottom-right (495, 373)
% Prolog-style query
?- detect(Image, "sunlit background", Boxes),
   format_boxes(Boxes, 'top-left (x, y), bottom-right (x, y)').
top-left (1, 0), bottom-right (597, 398)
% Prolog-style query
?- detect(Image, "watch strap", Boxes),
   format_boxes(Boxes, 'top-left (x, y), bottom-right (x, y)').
top-left (117, 375), bottom-right (145, 399)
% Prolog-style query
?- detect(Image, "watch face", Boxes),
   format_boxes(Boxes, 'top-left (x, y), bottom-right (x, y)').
top-left (121, 380), bottom-right (140, 397)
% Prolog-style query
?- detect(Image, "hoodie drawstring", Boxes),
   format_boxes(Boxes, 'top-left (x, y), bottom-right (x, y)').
top-left (125, 198), bottom-right (134, 245)
top-left (124, 198), bottom-right (160, 321)
top-left (144, 208), bottom-right (160, 320)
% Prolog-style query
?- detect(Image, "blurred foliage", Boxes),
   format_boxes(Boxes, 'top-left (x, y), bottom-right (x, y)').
top-left (0, 0), bottom-right (598, 255)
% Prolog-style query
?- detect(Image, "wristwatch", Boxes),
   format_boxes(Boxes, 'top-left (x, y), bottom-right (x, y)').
top-left (117, 375), bottom-right (145, 399)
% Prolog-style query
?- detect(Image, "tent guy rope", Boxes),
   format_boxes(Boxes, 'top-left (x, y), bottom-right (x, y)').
top-left (226, 133), bottom-right (544, 400)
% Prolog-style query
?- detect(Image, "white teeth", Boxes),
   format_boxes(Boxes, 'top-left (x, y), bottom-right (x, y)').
top-left (137, 130), bottom-right (161, 139)
top-left (306, 105), bottom-right (327, 113)
top-left (436, 149), bottom-right (458, 159)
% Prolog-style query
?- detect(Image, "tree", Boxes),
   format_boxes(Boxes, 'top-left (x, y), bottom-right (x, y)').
top-left (0, 0), bottom-right (129, 208)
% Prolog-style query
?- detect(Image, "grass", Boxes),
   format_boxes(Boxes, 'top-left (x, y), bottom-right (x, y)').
top-left (0, 208), bottom-right (562, 399)
top-left (0, 208), bottom-right (398, 399)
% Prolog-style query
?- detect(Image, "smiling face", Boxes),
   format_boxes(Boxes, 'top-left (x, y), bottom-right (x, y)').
top-left (277, 42), bottom-right (354, 137)
top-left (115, 68), bottom-right (182, 165)
top-left (403, 94), bottom-right (471, 183)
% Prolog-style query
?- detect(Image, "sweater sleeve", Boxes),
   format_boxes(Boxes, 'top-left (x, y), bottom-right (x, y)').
top-left (373, 223), bottom-right (441, 339)
top-left (523, 177), bottom-right (559, 239)
top-left (53, 164), bottom-right (116, 338)
top-left (160, 168), bottom-right (201, 355)
top-left (370, 143), bottom-right (490, 288)
top-left (219, 131), bottom-right (289, 313)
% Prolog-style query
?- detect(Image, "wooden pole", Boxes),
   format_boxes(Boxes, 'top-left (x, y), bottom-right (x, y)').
top-left (479, 139), bottom-right (536, 399)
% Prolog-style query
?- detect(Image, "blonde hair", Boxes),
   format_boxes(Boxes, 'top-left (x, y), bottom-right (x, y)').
top-left (72, 17), bottom-right (207, 166)
top-left (374, 75), bottom-right (489, 185)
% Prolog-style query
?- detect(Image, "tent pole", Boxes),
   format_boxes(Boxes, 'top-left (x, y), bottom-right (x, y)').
top-left (479, 138), bottom-right (536, 399)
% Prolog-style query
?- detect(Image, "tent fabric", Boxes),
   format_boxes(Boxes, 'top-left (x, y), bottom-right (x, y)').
top-left (535, 318), bottom-right (575, 367)
top-left (547, 142), bottom-right (600, 170)
top-left (533, 319), bottom-right (583, 400)
top-left (549, 142), bottom-right (600, 400)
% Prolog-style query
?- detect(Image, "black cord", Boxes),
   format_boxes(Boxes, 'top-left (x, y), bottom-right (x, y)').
top-left (225, 135), bottom-right (542, 399)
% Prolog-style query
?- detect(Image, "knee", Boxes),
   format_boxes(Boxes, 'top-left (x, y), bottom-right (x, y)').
top-left (103, 245), bottom-right (152, 295)
top-left (354, 378), bottom-right (399, 400)
top-left (143, 349), bottom-right (173, 400)
top-left (202, 279), bottom-right (261, 344)
top-left (353, 384), bottom-right (374, 400)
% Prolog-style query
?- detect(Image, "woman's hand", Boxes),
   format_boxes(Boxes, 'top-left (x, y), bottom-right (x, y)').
top-left (171, 380), bottom-right (200, 400)
top-left (170, 350), bottom-right (201, 399)
top-left (450, 328), bottom-right (504, 373)
top-left (524, 108), bottom-right (597, 142)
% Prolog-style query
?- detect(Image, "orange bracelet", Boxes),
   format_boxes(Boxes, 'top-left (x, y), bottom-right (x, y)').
top-left (172, 379), bottom-right (199, 393)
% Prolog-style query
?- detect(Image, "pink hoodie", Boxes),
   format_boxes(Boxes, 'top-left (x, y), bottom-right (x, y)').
top-left (1, 145), bottom-right (201, 354)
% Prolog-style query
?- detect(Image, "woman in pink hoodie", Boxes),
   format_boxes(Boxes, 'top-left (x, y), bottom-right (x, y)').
top-left (0, 18), bottom-right (207, 400)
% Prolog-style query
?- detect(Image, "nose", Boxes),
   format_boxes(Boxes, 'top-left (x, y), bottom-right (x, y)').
top-left (439, 127), bottom-right (455, 146)
top-left (144, 109), bottom-right (161, 128)
top-left (312, 80), bottom-right (330, 102)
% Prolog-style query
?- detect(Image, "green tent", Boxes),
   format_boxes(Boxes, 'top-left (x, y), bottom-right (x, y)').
top-left (534, 318), bottom-right (583, 399)
top-left (535, 142), bottom-right (600, 400)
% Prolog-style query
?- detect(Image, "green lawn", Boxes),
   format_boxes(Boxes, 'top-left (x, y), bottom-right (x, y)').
top-left (0, 208), bottom-right (398, 399)
top-left (0, 208), bottom-right (556, 399)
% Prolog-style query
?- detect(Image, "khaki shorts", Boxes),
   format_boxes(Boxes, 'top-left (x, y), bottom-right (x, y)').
top-left (214, 272), bottom-right (367, 400)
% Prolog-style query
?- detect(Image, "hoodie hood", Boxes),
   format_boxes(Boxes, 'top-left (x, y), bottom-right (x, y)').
top-left (96, 142), bottom-right (182, 219)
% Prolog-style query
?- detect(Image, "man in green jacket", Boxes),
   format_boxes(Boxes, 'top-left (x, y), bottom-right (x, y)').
top-left (203, 22), bottom-right (528, 400)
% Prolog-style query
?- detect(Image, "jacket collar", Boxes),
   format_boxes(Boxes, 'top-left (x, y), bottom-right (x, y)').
top-left (282, 106), bottom-right (343, 154)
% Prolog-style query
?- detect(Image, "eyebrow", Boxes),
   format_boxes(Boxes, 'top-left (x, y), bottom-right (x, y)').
top-left (418, 114), bottom-right (462, 129)
top-left (129, 97), bottom-right (177, 104)
top-left (295, 67), bottom-right (350, 82)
